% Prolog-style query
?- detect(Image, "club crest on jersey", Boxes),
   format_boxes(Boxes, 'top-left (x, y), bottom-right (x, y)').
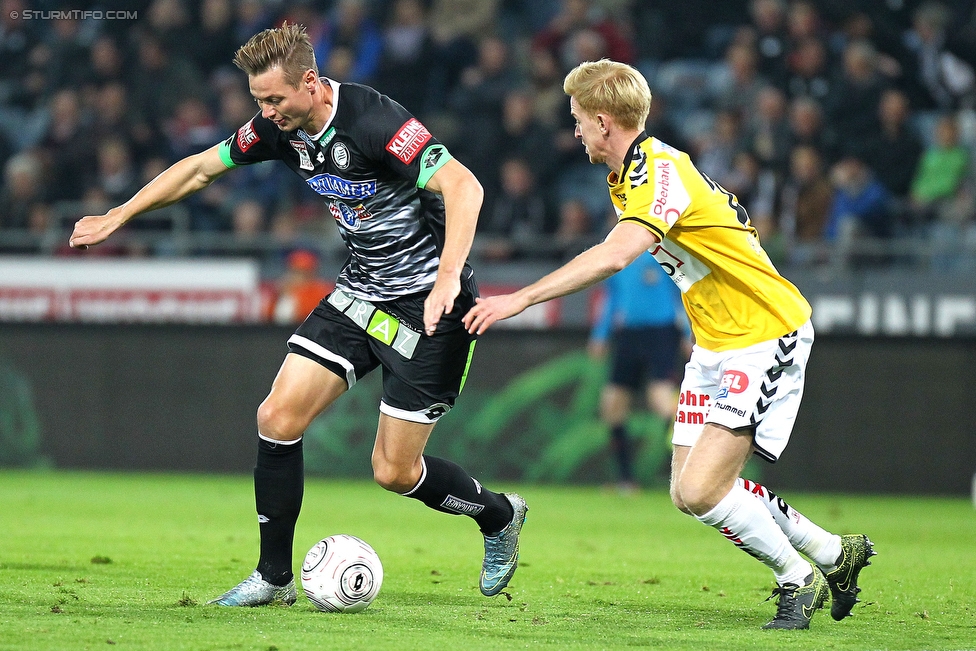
top-left (329, 201), bottom-right (372, 231)
top-left (716, 370), bottom-right (749, 400)
top-left (289, 140), bottom-right (314, 170)
top-left (386, 118), bottom-right (431, 164)
top-left (237, 119), bottom-right (259, 152)
top-left (331, 141), bottom-right (351, 169)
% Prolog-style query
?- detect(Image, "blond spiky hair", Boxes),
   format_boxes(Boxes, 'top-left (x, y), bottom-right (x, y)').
top-left (233, 22), bottom-right (318, 87)
top-left (563, 59), bottom-right (651, 131)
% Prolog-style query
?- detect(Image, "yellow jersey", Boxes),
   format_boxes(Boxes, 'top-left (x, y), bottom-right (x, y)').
top-left (609, 134), bottom-right (811, 352)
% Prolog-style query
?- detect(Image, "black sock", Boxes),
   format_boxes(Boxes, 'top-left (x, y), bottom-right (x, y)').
top-left (610, 424), bottom-right (633, 482)
top-left (254, 437), bottom-right (304, 586)
top-left (404, 455), bottom-right (513, 535)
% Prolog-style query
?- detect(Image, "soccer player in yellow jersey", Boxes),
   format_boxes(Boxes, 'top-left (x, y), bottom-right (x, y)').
top-left (464, 59), bottom-right (875, 630)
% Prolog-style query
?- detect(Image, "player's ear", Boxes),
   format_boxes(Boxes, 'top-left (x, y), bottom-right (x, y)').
top-left (304, 69), bottom-right (316, 92)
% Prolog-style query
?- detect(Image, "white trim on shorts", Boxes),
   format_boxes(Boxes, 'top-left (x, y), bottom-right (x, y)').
top-left (287, 334), bottom-right (357, 389)
top-left (380, 400), bottom-right (452, 424)
top-left (671, 321), bottom-right (814, 462)
top-left (257, 433), bottom-right (302, 445)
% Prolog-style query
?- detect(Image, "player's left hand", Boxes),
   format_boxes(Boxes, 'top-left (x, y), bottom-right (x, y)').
top-left (69, 210), bottom-right (127, 249)
top-left (462, 293), bottom-right (527, 335)
top-left (423, 275), bottom-right (461, 336)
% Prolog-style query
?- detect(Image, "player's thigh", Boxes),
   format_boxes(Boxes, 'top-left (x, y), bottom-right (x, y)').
top-left (263, 295), bottom-right (382, 439)
top-left (678, 423), bottom-right (754, 514)
top-left (368, 324), bottom-right (475, 490)
top-left (259, 353), bottom-right (349, 439)
top-left (682, 424), bottom-right (754, 489)
top-left (371, 413), bottom-right (435, 488)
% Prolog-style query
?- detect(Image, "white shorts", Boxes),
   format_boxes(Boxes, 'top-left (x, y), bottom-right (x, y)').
top-left (671, 321), bottom-right (814, 462)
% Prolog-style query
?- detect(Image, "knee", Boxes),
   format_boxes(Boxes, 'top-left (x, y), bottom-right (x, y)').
top-left (669, 455), bottom-right (694, 516)
top-left (371, 456), bottom-right (420, 494)
top-left (669, 482), bottom-right (694, 516)
top-left (673, 476), bottom-right (719, 517)
top-left (256, 398), bottom-right (305, 441)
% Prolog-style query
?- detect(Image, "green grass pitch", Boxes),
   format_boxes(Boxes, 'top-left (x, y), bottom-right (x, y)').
top-left (1, 471), bottom-right (974, 651)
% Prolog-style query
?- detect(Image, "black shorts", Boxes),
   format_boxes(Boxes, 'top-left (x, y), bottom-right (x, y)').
top-left (608, 325), bottom-right (681, 391)
top-left (287, 275), bottom-right (478, 424)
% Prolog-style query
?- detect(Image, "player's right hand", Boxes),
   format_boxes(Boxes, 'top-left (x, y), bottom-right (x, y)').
top-left (69, 210), bottom-right (126, 249)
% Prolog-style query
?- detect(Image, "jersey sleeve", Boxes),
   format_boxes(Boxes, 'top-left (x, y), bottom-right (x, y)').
top-left (217, 113), bottom-right (281, 168)
top-left (358, 93), bottom-right (453, 189)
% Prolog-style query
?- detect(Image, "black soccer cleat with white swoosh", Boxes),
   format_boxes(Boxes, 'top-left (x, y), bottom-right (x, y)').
top-left (762, 565), bottom-right (828, 630)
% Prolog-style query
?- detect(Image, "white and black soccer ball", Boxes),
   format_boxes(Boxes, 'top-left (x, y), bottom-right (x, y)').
top-left (301, 534), bottom-right (383, 613)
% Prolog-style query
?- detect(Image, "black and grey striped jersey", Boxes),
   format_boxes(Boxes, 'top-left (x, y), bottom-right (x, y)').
top-left (218, 78), bottom-right (458, 302)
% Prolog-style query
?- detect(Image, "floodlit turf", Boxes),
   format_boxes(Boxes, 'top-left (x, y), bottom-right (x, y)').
top-left (1, 471), bottom-right (974, 651)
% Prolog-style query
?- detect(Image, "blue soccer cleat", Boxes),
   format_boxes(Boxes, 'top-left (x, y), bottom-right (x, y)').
top-left (480, 493), bottom-right (528, 596)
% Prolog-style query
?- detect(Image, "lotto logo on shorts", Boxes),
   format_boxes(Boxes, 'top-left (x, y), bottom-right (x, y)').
top-left (715, 370), bottom-right (749, 400)
top-left (424, 404), bottom-right (448, 420)
top-left (386, 118), bottom-right (432, 164)
top-left (237, 119), bottom-right (259, 152)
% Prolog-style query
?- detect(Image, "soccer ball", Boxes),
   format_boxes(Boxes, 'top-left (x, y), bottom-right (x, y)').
top-left (301, 534), bottom-right (383, 612)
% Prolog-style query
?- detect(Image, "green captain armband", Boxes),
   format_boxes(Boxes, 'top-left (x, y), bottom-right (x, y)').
top-left (217, 140), bottom-right (238, 169)
top-left (416, 144), bottom-right (452, 189)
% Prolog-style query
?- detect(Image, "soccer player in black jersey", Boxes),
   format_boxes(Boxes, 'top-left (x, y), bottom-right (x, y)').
top-left (69, 23), bottom-right (527, 606)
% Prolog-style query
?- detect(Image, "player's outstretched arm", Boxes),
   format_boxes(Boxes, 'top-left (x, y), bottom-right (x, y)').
top-left (463, 222), bottom-right (658, 335)
top-left (69, 144), bottom-right (231, 249)
top-left (422, 158), bottom-right (483, 335)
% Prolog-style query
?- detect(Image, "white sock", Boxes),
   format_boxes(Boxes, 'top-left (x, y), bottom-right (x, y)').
top-left (737, 478), bottom-right (842, 572)
top-left (697, 484), bottom-right (812, 586)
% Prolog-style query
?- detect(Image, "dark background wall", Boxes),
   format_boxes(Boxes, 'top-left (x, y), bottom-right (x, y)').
top-left (763, 337), bottom-right (976, 494)
top-left (0, 324), bottom-right (973, 494)
top-left (0, 324), bottom-right (284, 472)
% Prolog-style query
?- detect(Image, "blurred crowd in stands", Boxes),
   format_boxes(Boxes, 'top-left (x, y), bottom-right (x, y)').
top-left (1, 0), bottom-right (975, 273)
